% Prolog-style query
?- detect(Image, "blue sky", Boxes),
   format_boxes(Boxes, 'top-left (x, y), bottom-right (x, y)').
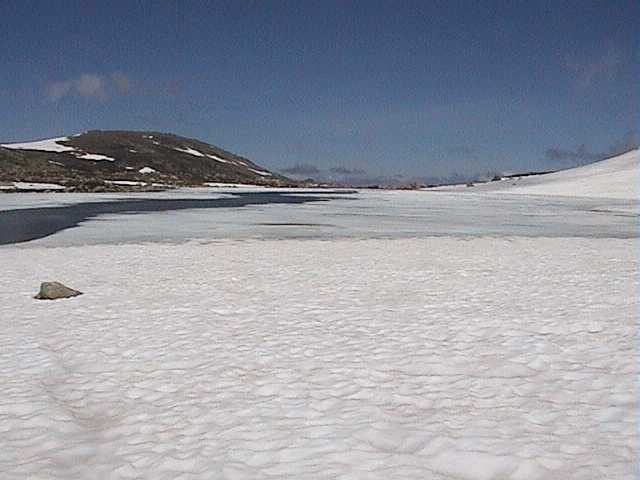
top-left (2, 0), bottom-right (637, 180)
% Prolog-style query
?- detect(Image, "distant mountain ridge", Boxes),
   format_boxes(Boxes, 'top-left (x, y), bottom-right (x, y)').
top-left (0, 130), bottom-right (292, 191)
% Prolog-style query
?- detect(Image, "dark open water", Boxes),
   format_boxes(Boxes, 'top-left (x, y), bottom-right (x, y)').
top-left (0, 192), bottom-right (349, 245)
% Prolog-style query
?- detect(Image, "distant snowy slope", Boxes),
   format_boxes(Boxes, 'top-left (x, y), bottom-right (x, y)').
top-left (1, 137), bottom-right (76, 153)
top-left (430, 149), bottom-right (638, 200)
top-left (482, 149), bottom-right (638, 200)
top-left (500, 149), bottom-right (637, 199)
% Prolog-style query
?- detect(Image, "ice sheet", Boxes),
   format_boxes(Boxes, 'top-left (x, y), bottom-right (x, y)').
top-left (2, 189), bottom-right (635, 247)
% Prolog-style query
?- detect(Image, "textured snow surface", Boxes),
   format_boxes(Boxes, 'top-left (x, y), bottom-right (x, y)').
top-left (1, 137), bottom-right (75, 152)
top-left (0, 237), bottom-right (636, 479)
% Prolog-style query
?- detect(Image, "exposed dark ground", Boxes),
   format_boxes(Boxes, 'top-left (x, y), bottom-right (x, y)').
top-left (0, 192), bottom-right (350, 245)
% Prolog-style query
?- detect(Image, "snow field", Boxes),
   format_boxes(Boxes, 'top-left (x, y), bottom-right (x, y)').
top-left (0, 237), bottom-right (635, 479)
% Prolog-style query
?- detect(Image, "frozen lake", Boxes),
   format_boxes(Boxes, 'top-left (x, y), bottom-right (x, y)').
top-left (0, 188), bottom-right (637, 247)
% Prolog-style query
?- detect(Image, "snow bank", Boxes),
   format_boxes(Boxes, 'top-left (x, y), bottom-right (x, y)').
top-left (104, 180), bottom-right (147, 186)
top-left (1, 137), bottom-right (75, 152)
top-left (0, 237), bottom-right (635, 479)
top-left (11, 182), bottom-right (65, 191)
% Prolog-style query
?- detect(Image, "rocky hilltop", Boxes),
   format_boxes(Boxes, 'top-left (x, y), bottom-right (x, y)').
top-left (0, 130), bottom-right (292, 191)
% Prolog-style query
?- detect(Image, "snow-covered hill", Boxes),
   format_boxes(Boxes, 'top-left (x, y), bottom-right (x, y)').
top-left (430, 149), bottom-right (638, 200)
top-left (0, 131), bottom-right (290, 191)
top-left (497, 149), bottom-right (637, 199)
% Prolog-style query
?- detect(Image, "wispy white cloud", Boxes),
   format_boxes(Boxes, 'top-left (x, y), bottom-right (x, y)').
top-left (75, 74), bottom-right (106, 99)
top-left (47, 80), bottom-right (74, 101)
top-left (46, 72), bottom-right (132, 101)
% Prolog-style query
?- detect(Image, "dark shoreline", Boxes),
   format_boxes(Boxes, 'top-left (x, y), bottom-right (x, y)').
top-left (0, 191), bottom-right (351, 245)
